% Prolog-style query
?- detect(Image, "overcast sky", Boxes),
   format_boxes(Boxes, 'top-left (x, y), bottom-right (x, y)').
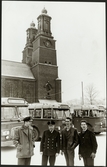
top-left (2, 1), bottom-right (106, 102)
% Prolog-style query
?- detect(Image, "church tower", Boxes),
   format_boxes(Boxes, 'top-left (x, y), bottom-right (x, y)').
top-left (22, 8), bottom-right (61, 102)
top-left (22, 21), bottom-right (37, 66)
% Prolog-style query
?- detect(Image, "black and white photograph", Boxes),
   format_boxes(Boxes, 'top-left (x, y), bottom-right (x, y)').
top-left (1, 1), bottom-right (106, 166)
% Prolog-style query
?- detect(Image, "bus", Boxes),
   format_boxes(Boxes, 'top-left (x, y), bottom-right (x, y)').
top-left (72, 104), bottom-right (106, 134)
top-left (28, 102), bottom-right (71, 141)
top-left (1, 97), bottom-right (30, 147)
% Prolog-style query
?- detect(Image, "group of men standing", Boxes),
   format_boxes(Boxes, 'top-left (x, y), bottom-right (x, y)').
top-left (13, 116), bottom-right (98, 166)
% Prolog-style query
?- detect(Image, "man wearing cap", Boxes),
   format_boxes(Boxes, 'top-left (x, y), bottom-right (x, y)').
top-left (13, 116), bottom-right (35, 165)
top-left (61, 117), bottom-right (79, 166)
top-left (78, 120), bottom-right (98, 166)
top-left (40, 120), bottom-right (60, 166)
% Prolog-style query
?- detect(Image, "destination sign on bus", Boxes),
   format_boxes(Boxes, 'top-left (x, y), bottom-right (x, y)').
top-left (8, 99), bottom-right (25, 104)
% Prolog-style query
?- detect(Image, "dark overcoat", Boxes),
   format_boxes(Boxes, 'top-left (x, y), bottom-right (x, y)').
top-left (40, 129), bottom-right (60, 156)
top-left (13, 125), bottom-right (35, 158)
top-left (78, 129), bottom-right (98, 157)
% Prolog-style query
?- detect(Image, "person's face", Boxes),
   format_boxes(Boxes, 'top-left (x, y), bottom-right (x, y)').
top-left (81, 122), bottom-right (87, 131)
top-left (48, 124), bottom-right (55, 131)
top-left (65, 119), bottom-right (71, 128)
top-left (24, 120), bottom-right (32, 127)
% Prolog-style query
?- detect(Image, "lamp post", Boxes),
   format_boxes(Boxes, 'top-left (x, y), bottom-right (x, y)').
top-left (81, 81), bottom-right (84, 105)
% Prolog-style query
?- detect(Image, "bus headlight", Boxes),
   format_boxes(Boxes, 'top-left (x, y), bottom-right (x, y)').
top-left (5, 136), bottom-right (9, 139)
top-left (100, 122), bottom-right (103, 128)
top-left (1, 130), bottom-right (9, 136)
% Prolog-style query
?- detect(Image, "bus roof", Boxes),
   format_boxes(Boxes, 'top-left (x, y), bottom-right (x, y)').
top-left (73, 104), bottom-right (99, 110)
top-left (28, 102), bottom-right (70, 109)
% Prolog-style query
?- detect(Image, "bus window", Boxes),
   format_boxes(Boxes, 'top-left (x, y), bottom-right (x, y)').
top-left (99, 110), bottom-right (105, 117)
top-left (64, 110), bottom-right (70, 117)
top-left (92, 110), bottom-right (97, 117)
top-left (1, 107), bottom-right (18, 120)
top-left (29, 109), bottom-right (33, 117)
top-left (73, 110), bottom-right (79, 117)
top-left (43, 109), bottom-right (51, 118)
top-left (83, 110), bottom-right (89, 117)
top-left (33, 109), bottom-right (41, 118)
top-left (78, 110), bottom-right (83, 117)
top-left (89, 110), bottom-right (94, 117)
top-left (17, 107), bottom-right (29, 118)
top-left (52, 110), bottom-right (58, 119)
top-left (74, 110), bottom-right (77, 117)
top-left (56, 110), bottom-right (63, 119)
top-left (92, 110), bottom-right (105, 117)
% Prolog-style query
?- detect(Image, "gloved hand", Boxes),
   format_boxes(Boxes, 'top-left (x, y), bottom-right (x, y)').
top-left (56, 153), bottom-right (59, 156)
top-left (14, 141), bottom-right (19, 147)
top-left (90, 152), bottom-right (96, 159)
top-left (40, 152), bottom-right (43, 155)
top-left (60, 150), bottom-right (63, 155)
top-left (79, 154), bottom-right (82, 160)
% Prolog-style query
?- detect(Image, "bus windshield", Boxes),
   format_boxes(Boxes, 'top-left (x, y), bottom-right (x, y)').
top-left (1, 107), bottom-right (18, 120)
top-left (1, 106), bottom-right (29, 120)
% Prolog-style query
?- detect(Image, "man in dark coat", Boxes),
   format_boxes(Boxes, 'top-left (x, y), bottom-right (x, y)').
top-left (78, 120), bottom-right (98, 166)
top-left (40, 120), bottom-right (60, 166)
top-left (61, 117), bottom-right (79, 166)
top-left (13, 116), bottom-right (35, 165)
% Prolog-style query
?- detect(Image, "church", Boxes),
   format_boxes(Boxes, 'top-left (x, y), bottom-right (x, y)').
top-left (1, 8), bottom-right (62, 103)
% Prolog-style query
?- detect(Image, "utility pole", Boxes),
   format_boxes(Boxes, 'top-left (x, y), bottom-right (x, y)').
top-left (81, 81), bottom-right (84, 105)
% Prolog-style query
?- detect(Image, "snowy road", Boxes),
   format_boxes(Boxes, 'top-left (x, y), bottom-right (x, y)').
top-left (1, 132), bottom-right (106, 166)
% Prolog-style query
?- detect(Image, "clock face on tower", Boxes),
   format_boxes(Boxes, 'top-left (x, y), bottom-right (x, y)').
top-left (44, 40), bottom-right (51, 47)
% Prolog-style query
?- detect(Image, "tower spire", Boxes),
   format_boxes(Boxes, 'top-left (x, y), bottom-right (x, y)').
top-left (37, 8), bottom-right (52, 37)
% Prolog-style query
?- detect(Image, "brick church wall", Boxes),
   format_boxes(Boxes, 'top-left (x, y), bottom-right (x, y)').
top-left (1, 77), bottom-right (35, 103)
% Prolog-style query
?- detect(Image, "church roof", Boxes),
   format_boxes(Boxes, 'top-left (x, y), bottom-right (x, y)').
top-left (2, 60), bottom-right (35, 80)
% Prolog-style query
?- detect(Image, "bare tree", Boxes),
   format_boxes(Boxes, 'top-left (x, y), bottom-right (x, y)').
top-left (84, 84), bottom-right (99, 105)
